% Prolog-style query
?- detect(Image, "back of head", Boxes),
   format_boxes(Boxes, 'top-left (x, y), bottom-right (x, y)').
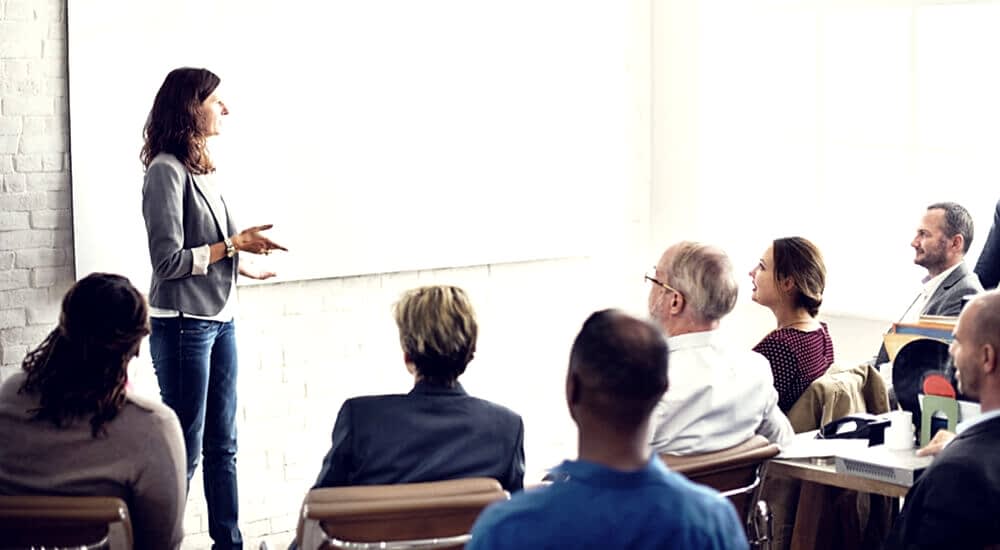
top-left (141, 67), bottom-right (221, 174)
top-left (19, 273), bottom-right (150, 437)
top-left (664, 241), bottom-right (738, 323)
top-left (568, 309), bottom-right (669, 430)
top-left (394, 285), bottom-right (477, 385)
top-left (772, 236), bottom-right (826, 317)
top-left (927, 201), bottom-right (974, 254)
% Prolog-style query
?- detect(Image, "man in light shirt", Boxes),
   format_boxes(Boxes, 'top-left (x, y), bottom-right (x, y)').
top-left (886, 290), bottom-right (1000, 548)
top-left (875, 202), bottom-right (983, 367)
top-left (646, 241), bottom-right (793, 455)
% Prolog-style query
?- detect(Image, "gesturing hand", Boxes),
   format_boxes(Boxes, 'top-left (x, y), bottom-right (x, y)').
top-left (233, 224), bottom-right (288, 256)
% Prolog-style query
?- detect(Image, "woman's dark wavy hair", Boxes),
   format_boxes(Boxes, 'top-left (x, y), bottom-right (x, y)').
top-left (772, 236), bottom-right (826, 318)
top-left (19, 273), bottom-right (150, 437)
top-left (140, 67), bottom-right (221, 174)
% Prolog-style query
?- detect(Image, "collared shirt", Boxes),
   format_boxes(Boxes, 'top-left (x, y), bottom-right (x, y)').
top-left (957, 407), bottom-right (1000, 435)
top-left (468, 456), bottom-right (748, 550)
top-left (649, 329), bottom-right (794, 455)
top-left (901, 262), bottom-right (963, 323)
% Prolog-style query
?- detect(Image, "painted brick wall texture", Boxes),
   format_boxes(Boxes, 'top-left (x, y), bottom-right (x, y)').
top-left (0, 0), bottom-right (73, 388)
top-left (1, 2), bottom-right (645, 549)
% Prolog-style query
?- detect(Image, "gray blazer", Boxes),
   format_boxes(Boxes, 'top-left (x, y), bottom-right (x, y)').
top-left (142, 153), bottom-right (238, 316)
top-left (875, 260), bottom-right (983, 366)
top-left (922, 261), bottom-right (983, 317)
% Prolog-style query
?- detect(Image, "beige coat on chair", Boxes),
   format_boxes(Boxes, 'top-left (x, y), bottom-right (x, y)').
top-left (786, 362), bottom-right (890, 433)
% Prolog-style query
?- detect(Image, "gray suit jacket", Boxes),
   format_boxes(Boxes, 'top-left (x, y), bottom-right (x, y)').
top-left (142, 153), bottom-right (238, 316)
top-left (876, 261), bottom-right (983, 366)
top-left (922, 261), bottom-right (983, 317)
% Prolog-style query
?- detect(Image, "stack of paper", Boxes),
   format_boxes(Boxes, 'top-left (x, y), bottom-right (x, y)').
top-left (777, 430), bottom-right (870, 459)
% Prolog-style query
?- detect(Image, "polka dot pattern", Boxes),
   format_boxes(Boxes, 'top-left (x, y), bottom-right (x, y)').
top-left (753, 322), bottom-right (834, 411)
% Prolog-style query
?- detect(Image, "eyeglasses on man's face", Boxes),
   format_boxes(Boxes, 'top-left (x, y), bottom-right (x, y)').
top-left (645, 267), bottom-right (679, 294)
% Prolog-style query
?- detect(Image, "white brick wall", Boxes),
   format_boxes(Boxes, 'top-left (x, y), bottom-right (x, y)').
top-left (2, 2), bottom-right (652, 549)
top-left (0, 0), bottom-right (72, 385)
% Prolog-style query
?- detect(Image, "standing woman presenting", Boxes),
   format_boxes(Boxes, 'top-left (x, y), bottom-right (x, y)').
top-left (141, 67), bottom-right (286, 549)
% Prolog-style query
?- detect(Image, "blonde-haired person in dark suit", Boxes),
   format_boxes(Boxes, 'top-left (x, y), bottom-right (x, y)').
top-left (309, 285), bottom-right (525, 491)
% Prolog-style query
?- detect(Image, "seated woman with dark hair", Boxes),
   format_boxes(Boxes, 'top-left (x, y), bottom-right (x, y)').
top-left (0, 273), bottom-right (186, 550)
top-left (749, 237), bottom-right (835, 411)
top-left (310, 285), bottom-right (525, 492)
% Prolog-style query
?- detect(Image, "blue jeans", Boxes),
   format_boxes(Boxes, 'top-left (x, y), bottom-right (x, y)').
top-left (150, 316), bottom-right (243, 550)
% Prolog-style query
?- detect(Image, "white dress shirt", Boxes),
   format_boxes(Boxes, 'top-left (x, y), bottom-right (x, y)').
top-left (649, 329), bottom-right (795, 455)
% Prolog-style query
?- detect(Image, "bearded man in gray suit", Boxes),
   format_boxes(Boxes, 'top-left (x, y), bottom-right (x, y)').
top-left (875, 202), bottom-right (983, 367)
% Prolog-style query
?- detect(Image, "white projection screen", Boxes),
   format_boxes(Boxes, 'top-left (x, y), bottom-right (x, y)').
top-left (68, 1), bottom-right (631, 287)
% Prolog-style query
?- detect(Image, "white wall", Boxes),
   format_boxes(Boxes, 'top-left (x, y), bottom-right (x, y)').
top-left (69, 0), bottom-right (637, 287)
top-left (0, 0), bottom-right (73, 378)
top-left (651, 0), bottom-right (1000, 365)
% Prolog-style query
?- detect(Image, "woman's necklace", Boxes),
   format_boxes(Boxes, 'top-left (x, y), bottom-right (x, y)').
top-left (779, 319), bottom-right (814, 330)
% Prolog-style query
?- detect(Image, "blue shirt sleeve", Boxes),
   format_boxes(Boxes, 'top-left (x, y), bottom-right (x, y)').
top-left (713, 501), bottom-right (751, 550)
top-left (466, 504), bottom-right (507, 550)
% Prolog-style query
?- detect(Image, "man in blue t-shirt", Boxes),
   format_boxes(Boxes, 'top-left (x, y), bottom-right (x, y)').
top-left (467, 309), bottom-right (749, 550)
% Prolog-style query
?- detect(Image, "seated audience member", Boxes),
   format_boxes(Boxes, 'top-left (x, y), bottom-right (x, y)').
top-left (749, 236), bottom-right (834, 411)
top-left (975, 198), bottom-right (1000, 289)
top-left (309, 285), bottom-right (525, 491)
top-left (885, 290), bottom-right (1000, 549)
top-left (647, 241), bottom-right (793, 454)
top-left (468, 310), bottom-right (748, 550)
top-left (875, 201), bottom-right (983, 366)
top-left (0, 273), bottom-right (186, 550)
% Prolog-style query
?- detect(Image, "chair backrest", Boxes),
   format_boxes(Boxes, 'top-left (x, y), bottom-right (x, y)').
top-left (297, 477), bottom-right (509, 550)
top-left (661, 435), bottom-right (780, 523)
top-left (0, 495), bottom-right (133, 550)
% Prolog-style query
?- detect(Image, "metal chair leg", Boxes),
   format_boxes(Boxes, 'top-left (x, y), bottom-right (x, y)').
top-left (750, 499), bottom-right (773, 550)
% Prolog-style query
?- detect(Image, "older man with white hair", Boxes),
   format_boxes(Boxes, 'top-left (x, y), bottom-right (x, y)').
top-left (647, 241), bottom-right (793, 455)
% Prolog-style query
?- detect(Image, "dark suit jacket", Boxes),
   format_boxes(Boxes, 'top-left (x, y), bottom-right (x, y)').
top-left (876, 262), bottom-right (983, 366)
top-left (885, 414), bottom-right (1000, 549)
top-left (975, 199), bottom-right (1000, 290)
top-left (312, 380), bottom-right (525, 492)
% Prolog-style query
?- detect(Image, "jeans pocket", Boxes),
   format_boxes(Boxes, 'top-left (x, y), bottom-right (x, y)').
top-left (179, 318), bottom-right (216, 336)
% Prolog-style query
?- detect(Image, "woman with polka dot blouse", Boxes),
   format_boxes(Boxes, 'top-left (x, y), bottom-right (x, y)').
top-left (750, 237), bottom-right (835, 411)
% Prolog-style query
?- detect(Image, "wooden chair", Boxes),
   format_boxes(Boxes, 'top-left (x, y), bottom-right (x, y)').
top-left (296, 478), bottom-right (509, 550)
top-left (0, 495), bottom-right (133, 550)
top-left (662, 435), bottom-right (780, 549)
